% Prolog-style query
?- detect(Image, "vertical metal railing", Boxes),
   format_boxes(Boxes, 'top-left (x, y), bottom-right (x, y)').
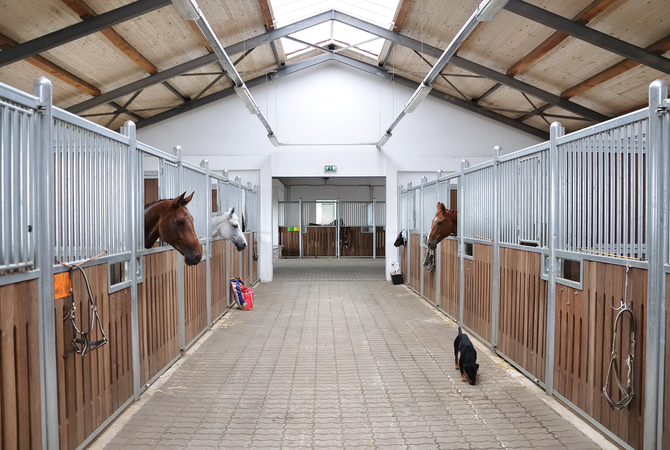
top-left (0, 88), bottom-right (37, 273)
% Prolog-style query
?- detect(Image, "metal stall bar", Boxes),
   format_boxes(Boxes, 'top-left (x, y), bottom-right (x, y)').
top-left (175, 146), bottom-right (186, 352)
top-left (459, 160), bottom-right (468, 324)
top-left (202, 160), bottom-right (211, 327)
top-left (645, 80), bottom-right (668, 449)
top-left (122, 121), bottom-right (140, 401)
top-left (545, 122), bottom-right (564, 397)
top-left (491, 146), bottom-right (501, 349)
top-left (34, 77), bottom-right (58, 450)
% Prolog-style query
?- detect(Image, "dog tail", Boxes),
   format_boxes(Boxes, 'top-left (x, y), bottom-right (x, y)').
top-left (458, 327), bottom-right (462, 335)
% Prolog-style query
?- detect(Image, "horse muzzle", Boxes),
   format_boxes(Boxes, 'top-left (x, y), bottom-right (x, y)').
top-left (426, 239), bottom-right (437, 250)
top-left (234, 241), bottom-right (247, 252)
top-left (184, 253), bottom-right (202, 266)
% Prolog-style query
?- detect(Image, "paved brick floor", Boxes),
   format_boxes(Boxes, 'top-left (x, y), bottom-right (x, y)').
top-left (96, 259), bottom-right (606, 449)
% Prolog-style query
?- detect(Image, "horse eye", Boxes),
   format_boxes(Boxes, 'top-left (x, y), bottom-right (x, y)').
top-left (232, 224), bottom-right (238, 228)
top-left (176, 220), bottom-right (185, 226)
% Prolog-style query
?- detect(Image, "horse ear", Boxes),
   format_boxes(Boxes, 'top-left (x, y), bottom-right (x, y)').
top-left (173, 192), bottom-right (187, 208)
top-left (230, 207), bottom-right (235, 215)
top-left (182, 192), bottom-right (194, 205)
top-left (437, 202), bottom-right (446, 212)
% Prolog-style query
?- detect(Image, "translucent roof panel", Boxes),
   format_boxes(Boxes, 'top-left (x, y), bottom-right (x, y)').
top-left (271, 0), bottom-right (400, 59)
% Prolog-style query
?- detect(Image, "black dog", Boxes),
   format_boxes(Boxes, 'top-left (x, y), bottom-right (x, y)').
top-left (454, 327), bottom-right (479, 385)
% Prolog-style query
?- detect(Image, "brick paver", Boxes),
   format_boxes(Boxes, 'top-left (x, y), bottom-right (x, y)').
top-left (95, 259), bottom-right (604, 449)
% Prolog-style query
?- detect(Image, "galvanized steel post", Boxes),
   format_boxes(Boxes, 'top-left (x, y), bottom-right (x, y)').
top-left (202, 160), bottom-right (211, 326)
top-left (459, 160), bottom-right (469, 324)
top-left (175, 145), bottom-right (186, 352)
top-left (336, 198), bottom-right (341, 258)
top-left (299, 198), bottom-right (303, 258)
top-left (397, 185), bottom-right (402, 280)
top-left (122, 121), bottom-right (141, 401)
top-left (407, 182), bottom-right (412, 287)
top-left (545, 122), bottom-right (564, 397)
top-left (435, 171), bottom-right (441, 308)
top-left (372, 197), bottom-right (376, 259)
top-left (420, 177), bottom-right (427, 298)
top-left (236, 177), bottom-right (243, 277)
top-left (491, 146), bottom-right (502, 349)
top-left (645, 79), bottom-right (668, 449)
top-left (35, 77), bottom-right (59, 450)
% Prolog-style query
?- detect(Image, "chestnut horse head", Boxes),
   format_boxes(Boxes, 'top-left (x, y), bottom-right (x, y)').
top-left (144, 192), bottom-right (202, 266)
top-left (426, 202), bottom-right (457, 250)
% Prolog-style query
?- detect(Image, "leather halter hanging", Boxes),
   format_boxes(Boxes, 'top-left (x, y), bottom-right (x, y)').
top-left (59, 253), bottom-right (109, 358)
top-left (602, 265), bottom-right (635, 410)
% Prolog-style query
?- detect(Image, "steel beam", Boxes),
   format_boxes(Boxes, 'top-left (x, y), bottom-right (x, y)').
top-left (504, 0), bottom-right (670, 76)
top-left (332, 10), bottom-right (609, 123)
top-left (137, 51), bottom-right (548, 139)
top-left (0, 0), bottom-right (171, 68)
top-left (67, 10), bottom-right (333, 114)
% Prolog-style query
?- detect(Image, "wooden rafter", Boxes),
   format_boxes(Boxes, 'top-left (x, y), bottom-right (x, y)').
top-left (0, 31), bottom-right (100, 96)
top-left (61, 0), bottom-right (159, 74)
top-left (562, 33), bottom-right (670, 98)
top-left (506, 0), bottom-right (616, 77)
top-left (258, 0), bottom-right (275, 30)
top-left (393, 0), bottom-right (412, 31)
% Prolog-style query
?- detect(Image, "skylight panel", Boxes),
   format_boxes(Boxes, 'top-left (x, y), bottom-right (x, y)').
top-left (270, 0), bottom-right (401, 59)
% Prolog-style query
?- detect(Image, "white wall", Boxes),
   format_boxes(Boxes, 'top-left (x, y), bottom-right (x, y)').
top-left (137, 61), bottom-right (543, 281)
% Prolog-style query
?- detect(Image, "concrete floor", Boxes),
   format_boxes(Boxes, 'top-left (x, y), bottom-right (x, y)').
top-left (91, 259), bottom-right (615, 449)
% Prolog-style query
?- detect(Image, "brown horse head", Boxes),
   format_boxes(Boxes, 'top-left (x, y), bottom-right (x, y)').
top-left (426, 202), bottom-right (457, 250)
top-left (144, 192), bottom-right (202, 266)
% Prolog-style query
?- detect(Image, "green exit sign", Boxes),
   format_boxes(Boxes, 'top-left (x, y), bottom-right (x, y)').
top-left (324, 165), bottom-right (337, 173)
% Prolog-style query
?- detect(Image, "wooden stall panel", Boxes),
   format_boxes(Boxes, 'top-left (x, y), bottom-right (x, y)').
top-left (497, 248), bottom-right (547, 382)
top-left (252, 232), bottom-right (258, 284)
top-left (184, 262), bottom-right (207, 345)
top-left (409, 233), bottom-right (421, 292)
top-left (210, 239), bottom-right (228, 320)
top-left (0, 280), bottom-right (41, 450)
top-left (54, 264), bottom-right (133, 450)
top-left (229, 241), bottom-right (242, 279)
top-left (400, 243), bottom-right (406, 279)
top-left (463, 244), bottom-right (492, 343)
top-left (144, 178), bottom-right (158, 205)
top-left (554, 261), bottom-right (646, 450)
top-left (138, 251), bottom-right (179, 386)
top-left (376, 227), bottom-right (386, 257)
top-left (439, 239), bottom-right (460, 320)
top-left (340, 227), bottom-right (373, 257)
top-left (303, 227), bottom-right (336, 257)
top-left (423, 246), bottom-right (437, 304)
top-left (242, 234), bottom-right (251, 282)
top-left (278, 227), bottom-right (300, 257)
top-left (665, 273), bottom-right (670, 450)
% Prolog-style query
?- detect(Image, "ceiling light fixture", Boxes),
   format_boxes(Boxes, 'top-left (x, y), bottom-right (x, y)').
top-left (172, 0), bottom-right (279, 143)
top-left (235, 85), bottom-right (260, 115)
top-left (171, 0), bottom-right (199, 20)
top-left (376, 0), bottom-right (505, 148)
top-left (477, 0), bottom-right (509, 21)
top-left (268, 134), bottom-right (280, 147)
top-left (404, 83), bottom-right (432, 113)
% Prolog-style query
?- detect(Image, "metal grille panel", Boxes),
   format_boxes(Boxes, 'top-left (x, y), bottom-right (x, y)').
top-left (0, 96), bottom-right (37, 272)
top-left (463, 166), bottom-right (494, 241)
top-left (278, 202), bottom-right (299, 227)
top-left (559, 118), bottom-right (647, 259)
top-left (53, 119), bottom-right (130, 263)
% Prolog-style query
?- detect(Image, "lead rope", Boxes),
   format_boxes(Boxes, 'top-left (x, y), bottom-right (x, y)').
top-left (59, 252), bottom-right (109, 358)
top-left (602, 264), bottom-right (635, 410)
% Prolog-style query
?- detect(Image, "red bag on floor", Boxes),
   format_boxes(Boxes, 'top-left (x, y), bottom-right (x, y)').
top-left (230, 278), bottom-right (254, 310)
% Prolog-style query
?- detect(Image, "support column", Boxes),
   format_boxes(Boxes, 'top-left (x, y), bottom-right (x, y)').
top-left (122, 121), bottom-right (141, 401)
top-left (202, 160), bottom-right (211, 326)
top-left (459, 160), bottom-right (469, 325)
top-left (491, 146), bottom-right (502, 349)
top-left (35, 77), bottom-right (59, 450)
top-left (175, 146), bottom-right (185, 352)
top-left (545, 122), bottom-right (564, 397)
top-left (645, 80), bottom-right (668, 449)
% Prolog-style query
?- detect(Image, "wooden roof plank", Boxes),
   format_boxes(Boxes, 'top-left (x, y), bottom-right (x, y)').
top-left (503, 0), bottom-right (670, 75)
top-left (0, 30), bottom-right (100, 96)
top-left (562, 33), bottom-right (670, 98)
top-left (0, 0), bottom-right (171, 68)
